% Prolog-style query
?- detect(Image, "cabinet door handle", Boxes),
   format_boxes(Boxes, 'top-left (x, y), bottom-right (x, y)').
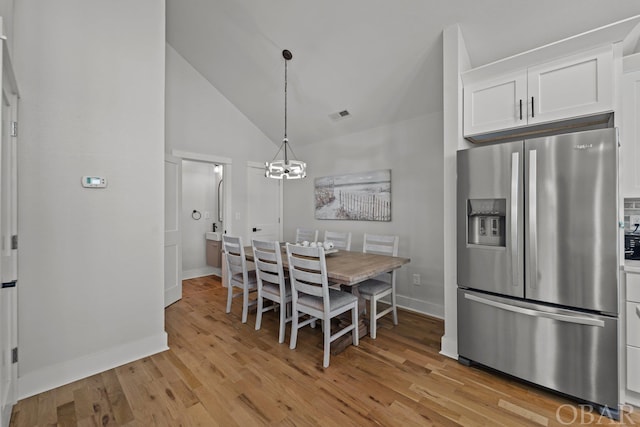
top-left (531, 96), bottom-right (535, 118)
top-left (519, 99), bottom-right (522, 120)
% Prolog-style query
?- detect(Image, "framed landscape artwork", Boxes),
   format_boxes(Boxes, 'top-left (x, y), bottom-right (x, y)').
top-left (314, 169), bottom-right (391, 221)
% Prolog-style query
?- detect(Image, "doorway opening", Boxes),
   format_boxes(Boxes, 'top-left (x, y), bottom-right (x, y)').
top-left (172, 150), bottom-right (232, 280)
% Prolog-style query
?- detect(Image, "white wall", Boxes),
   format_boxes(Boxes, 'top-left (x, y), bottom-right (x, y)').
top-left (181, 160), bottom-right (220, 279)
top-left (0, 0), bottom-right (14, 55)
top-left (166, 45), bottom-right (277, 243)
top-left (14, 0), bottom-right (167, 397)
top-left (283, 114), bottom-right (445, 317)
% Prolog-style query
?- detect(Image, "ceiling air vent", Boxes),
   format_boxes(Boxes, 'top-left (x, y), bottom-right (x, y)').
top-left (329, 109), bottom-right (352, 121)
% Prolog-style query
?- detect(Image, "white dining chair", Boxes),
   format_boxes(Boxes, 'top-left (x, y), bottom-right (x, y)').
top-left (358, 233), bottom-right (400, 339)
top-left (222, 235), bottom-right (257, 324)
top-left (252, 239), bottom-right (292, 343)
top-left (295, 228), bottom-right (318, 244)
top-left (323, 230), bottom-right (352, 251)
top-left (286, 243), bottom-right (359, 368)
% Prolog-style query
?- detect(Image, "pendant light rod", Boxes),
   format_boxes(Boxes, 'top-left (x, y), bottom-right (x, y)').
top-left (283, 49), bottom-right (290, 141)
top-left (265, 49), bottom-right (306, 179)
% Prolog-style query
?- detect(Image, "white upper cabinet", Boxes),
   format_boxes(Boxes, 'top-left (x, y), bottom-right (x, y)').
top-left (463, 45), bottom-right (614, 138)
top-left (621, 65), bottom-right (640, 198)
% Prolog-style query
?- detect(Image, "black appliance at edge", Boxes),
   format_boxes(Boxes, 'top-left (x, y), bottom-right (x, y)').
top-left (625, 233), bottom-right (640, 260)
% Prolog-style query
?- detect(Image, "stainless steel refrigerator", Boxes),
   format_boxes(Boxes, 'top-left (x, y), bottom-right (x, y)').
top-left (457, 128), bottom-right (619, 414)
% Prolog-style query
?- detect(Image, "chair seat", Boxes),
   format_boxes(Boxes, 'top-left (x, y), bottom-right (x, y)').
top-left (231, 270), bottom-right (257, 288)
top-left (357, 278), bottom-right (391, 296)
top-left (298, 288), bottom-right (357, 312)
top-left (262, 281), bottom-right (291, 298)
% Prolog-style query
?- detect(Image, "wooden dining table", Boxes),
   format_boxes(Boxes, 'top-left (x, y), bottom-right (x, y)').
top-left (244, 245), bottom-right (410, 352)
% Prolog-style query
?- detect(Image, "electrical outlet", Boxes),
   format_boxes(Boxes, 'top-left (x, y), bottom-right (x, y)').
top-left (632, 215), bottom-right (640, 226)
top-left (412, 274), bottom-right (421, 286)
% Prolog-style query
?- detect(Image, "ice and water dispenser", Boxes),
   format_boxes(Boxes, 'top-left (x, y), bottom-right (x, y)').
top-left (467, 199), bottom-right (506, 247)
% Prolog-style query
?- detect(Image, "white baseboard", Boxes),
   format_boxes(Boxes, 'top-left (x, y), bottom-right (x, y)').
top-left (624, 389), bottom-right (640, 409)
top-left (396, 295), bottom-right (444, 319)
top-left (18, 332), bottom-right (168, 400)
top-left (165, 284), bottom-right (182, 306)
top-left (182, 267), bottom-right (219, 280)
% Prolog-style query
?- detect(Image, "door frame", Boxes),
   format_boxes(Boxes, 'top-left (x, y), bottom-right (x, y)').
top-left (164, 155), bottom-right (182, 307)
top-left (170, 150), bottom-right (233, 282)
top-left (0, 21), bottom-right (18, 427)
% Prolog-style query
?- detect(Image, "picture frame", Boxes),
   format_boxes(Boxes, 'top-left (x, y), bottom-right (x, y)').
top-left (314, 169), bottom-right (391, 221)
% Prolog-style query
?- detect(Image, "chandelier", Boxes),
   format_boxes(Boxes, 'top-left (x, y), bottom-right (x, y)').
top-left (265, 49), bottom-right (306, 179)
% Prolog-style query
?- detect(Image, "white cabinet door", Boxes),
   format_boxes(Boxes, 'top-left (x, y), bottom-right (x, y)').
top-left (621, 69), bottom-right (640, 198)
top-left (628, 273), bottom-right (640, 396)
top-left (528, 46), bottom-right (613, 125)
top-left (628, 346), bottom-right (640, 393)
top-left (463, 71), bottom-right (527, 136)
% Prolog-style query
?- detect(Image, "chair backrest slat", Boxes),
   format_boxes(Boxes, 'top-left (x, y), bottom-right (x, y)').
top-left (289, 255), bottom-right (320, 271)
top-left (255, 259), bottom-right (279, 275)
top-left (363, 233), bottom-right (399, 256)
top-left (295, 228), bottom-right (318, 244)
top-left (256, 269), bottom-right (281, 285)
top-left (323, 230), bottom-right (352, 251)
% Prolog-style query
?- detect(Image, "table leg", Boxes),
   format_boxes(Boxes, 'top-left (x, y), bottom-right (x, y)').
top-left (329, 284), bottom-right (367, 355)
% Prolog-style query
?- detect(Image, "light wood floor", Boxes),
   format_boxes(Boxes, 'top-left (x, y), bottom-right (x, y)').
top-left (9, 275), bottom-right (640, 426)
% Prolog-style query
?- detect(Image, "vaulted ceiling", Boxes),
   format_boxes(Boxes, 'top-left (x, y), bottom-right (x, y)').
top-left (166, 1), bottom-right (640, 147)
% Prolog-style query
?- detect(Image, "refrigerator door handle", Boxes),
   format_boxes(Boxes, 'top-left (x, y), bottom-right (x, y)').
top-left (464, 293), bottom-right (605, 327)
top-left (528, 149), bottom-right (538, 289)
top-left (511, 152), bottom-right (519, 287)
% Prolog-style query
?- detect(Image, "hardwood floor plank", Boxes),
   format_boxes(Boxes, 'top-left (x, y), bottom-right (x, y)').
top-left (101, 369), bottom-right (135, 425)
top-left (191, 384), bottom-right (240, 427)
top-left (10, 395), bottom-right (38, 426)
top-left (56, 401), bottom-right (78, 427)
top-left (498, 399), bottom-right (549, 426)
top-left (36, 391), bottom-right (58, 426)
top-left (10, 275), bottom-right (640, 426)
top-left (163, 349), bottom-right (203, 390)
top-left (184, 402), bottom-right (220, 427)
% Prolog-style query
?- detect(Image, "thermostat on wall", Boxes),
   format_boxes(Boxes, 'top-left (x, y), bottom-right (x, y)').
top-left (82, 176), bottom-right (107, 188)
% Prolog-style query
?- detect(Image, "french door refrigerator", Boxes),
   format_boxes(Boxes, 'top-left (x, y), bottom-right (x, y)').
top-left (457, 128), bottom-right (619, 415)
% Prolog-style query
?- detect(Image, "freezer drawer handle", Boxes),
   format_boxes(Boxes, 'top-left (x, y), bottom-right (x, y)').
top-left (636, 305), bottom-right (640, 318)
top-left (464, 293), bottom-right (605, 328)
